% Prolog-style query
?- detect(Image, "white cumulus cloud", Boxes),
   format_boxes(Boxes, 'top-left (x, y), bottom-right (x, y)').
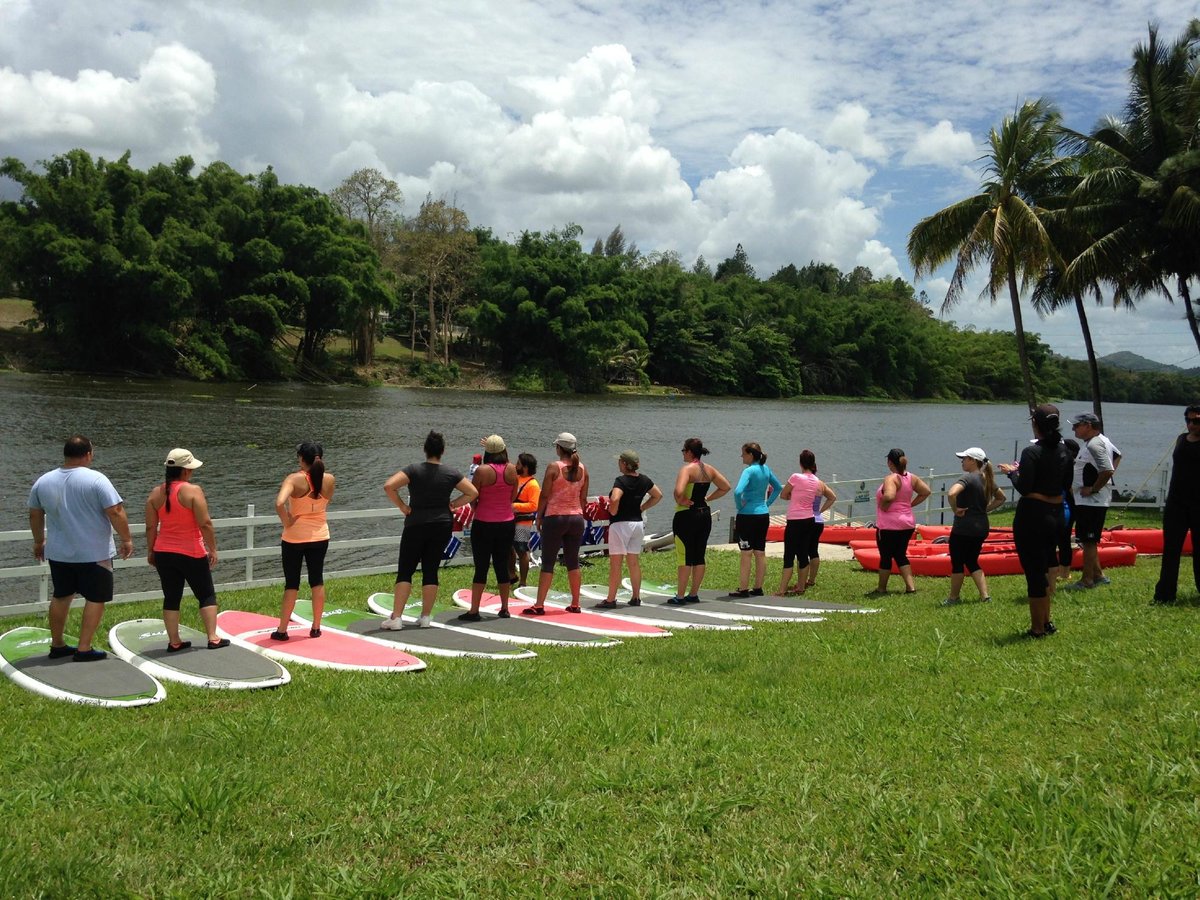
top-left (903, 119), bottom-right (977, 168)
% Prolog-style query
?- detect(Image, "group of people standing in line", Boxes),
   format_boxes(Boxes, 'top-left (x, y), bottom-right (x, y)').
top-left (24, 403), bottom-right (1200, 659)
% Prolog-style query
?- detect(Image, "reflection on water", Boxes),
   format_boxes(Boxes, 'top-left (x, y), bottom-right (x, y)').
top-left (1, 372), bottom-right (1178, 605)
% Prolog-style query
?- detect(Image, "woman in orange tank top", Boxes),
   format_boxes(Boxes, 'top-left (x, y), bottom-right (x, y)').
top-left (145, 448), bottom-right (228, 651)
top-left (272, 441), bottom-right (336, 640)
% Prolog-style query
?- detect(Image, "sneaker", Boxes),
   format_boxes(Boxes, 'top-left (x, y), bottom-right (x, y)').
top-left (1025, 628), bottom-right (1046, 639)
top-left (1093, 577), bottom-right (1111, 586)
top-left (628, 597), bottom-right (641, 607)
top-left (682, 595), bottom-right (700, 604)
top-left (594, 600), bottom-right (618, 609)
top-left (497, 609), bottom-right (511, 619)
top-left (940, 597), bottom-right (960, 606)
top-left (981, 596), bottom-right (991, 603)
top-left (729, 589), bottom-right (752, 598)
top-left (309, 627), bottom-right (321, 638)
top-left (1063, 581), bottom-right (1093, 591)
top-left (207, 639), bottom-right (231, 650)
top-left (749, 587), bottom-right (764, 597)
top-left (416, 615), bottom-right (431, 628)
top-left (379, 616), bottom-right (404, 630)
top-left (666, 596), bottom-right (686, 605)
top-left (168, 640), bottom-right (194, 651)
top-left (457, 612), bottom-right (483, 622)
top-left (1044, 621), bottom-right (1057, 635)
top-left (269, 631), bottom-right (289, 642)
top-left (73, 648), bottom-right (107, 662)
top-left (48, 644), bottom-right (77, 659)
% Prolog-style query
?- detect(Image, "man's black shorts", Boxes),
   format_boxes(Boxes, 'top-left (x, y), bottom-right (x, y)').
top-left (48, 560), bottom-right (113, 603)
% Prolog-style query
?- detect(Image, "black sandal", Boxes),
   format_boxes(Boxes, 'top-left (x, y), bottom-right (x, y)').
top-left (594, 600), bottom-right (618, 609)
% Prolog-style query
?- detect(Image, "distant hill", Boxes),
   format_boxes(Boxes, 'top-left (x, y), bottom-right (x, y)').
top-left (1100, 351), bottom-right (1181, 373)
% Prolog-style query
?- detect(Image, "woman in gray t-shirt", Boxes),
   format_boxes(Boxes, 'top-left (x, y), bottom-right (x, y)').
top-left (945, 447), bottom-right (1006, 605)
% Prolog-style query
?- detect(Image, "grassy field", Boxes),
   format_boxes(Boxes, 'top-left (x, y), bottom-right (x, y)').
top-left (2, 549), bottom-right (1198, 896)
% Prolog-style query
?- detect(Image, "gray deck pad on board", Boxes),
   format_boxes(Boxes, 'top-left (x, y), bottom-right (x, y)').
top-left (7, 643), bottom-right (161, 701)
top-left (699, 590), bottom-right (878, 613)
top-left (585, 600), bottom-right (751, 629)
top-left (638, 596), bottom-right (822, 622)
top-left (295, 602), bottom-right (535, 659)
top-left (365, 593), bottom-right (617, 647)
top-left (111, 620), bottom-right (287, 681)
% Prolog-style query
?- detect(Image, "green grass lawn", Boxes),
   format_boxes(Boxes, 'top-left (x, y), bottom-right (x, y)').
top-left (2, 549), bottom-right (1197, 896)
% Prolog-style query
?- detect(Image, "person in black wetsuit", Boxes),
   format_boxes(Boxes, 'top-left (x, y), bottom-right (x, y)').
top-left (1154, 404), bottom-right (1200, 603)
top-left (999, 404), bottom-right (1072, 638)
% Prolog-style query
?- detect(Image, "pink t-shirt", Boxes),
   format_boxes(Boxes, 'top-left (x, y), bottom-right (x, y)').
top-left (786, 472), bottom-right (819, 520)
top-left (875, 472), bottom-right (915, 530)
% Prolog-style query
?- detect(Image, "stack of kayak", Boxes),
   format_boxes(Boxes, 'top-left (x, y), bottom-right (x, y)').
top-left (852, 531), bottom-right (1141, 576)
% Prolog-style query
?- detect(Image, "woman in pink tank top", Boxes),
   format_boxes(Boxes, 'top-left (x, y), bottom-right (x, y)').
top-left (145, 447), bottom-right (229, 651)
top-left (776, 449), bottom-right (837, 596)
top-left (529, 432), bottom-right (589, 614)
top-left (272, 441), bottom-right (336, 640)
top-left (872, 448), bottom-right (932, 594)
top-left (460, 434), bottom-right (518, 619)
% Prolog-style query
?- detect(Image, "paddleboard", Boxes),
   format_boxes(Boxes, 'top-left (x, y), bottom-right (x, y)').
top-left (108, 619), bottom-right (290, 690)
top-left (216, 610), bottom-right (426, 673)
top-left (622, 580), bottom-right (824, 623)
top-left (0, 626), bottom-right (165, 708)
top-left (371, 592), bottom-right (620, 648)
top-left (709, 591), bottom-right (879, 615)
top-left (291, 600), bottom-right (535, 660)
top-left (479, 588), bottom-right (671, 638)
top-left (576, 584), bottom-right (751, 630)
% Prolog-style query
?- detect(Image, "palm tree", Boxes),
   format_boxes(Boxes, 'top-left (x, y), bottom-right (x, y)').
top-left (908, 98), bottom-right (1069, 411)
top-left (1061, 20), bottom-right (1200, 354)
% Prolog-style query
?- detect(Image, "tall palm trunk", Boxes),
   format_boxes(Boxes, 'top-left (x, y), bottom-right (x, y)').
top-left (1007, 260), bottom-right (1037, 412)
top-left (1073, 291), bottom-right (1103, 425)
top-left (1180, 276), bottom-right (1200, 356)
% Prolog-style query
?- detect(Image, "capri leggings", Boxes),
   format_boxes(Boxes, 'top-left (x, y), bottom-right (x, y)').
top-left (783, 519), bottom-right (817, 569)
top-left (471, 519), bottom-right (515, 584)
top-left (808, 522), bottom-right (824, 560)
top-left (735, 513), bottom-right (769, 553)
top-left (948, 533), bottom-right (984, 574)
top-left (673, 507), bottom-right (712, 567)
top-left (281, 539), bottom-right (329, 590)
top-left (876, 528), bottom-right (915, 570)
top-left (396, 522), bottom-right (453, 586)
top-left (539, 515), bottom-right (584, 573)
top-left (154, 551), bottom-right (216, 611)
top-left (1013, 497), bottom-right (1059, 597)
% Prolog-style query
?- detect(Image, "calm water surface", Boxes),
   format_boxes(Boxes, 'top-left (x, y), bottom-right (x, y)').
top-left (1, 373), bottom-right (1182, 603)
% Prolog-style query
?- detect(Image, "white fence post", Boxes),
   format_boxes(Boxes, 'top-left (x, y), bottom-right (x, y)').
top-left (245, 503), bottom-right (255, 583)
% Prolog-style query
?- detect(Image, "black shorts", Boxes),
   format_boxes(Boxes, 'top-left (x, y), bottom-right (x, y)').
top-left (281, 539), bottom-right (329, 590)
top-left (154, 551), bottom-right (216, 610)
top-left (876, 528), bottom-right (915, 569)
top-left (948, 532), bottom-right (985, 574)
top-left (48, 560), bottom-right (113, 603)
top-left (539, 515), bottom-right (585, 573)
top-left (396, 522), bottom-right (453, 586)
top-left (673, 507), bottom-right (712, 567)
top-left (1074, 506), bottom-right (1107, 543)
top-left (808, 523), bottom-right (824, 560)
top-left (783, 519), bottom-right (817, 569)
top-left (471, 519), bottom-right (515, 585)
top-left (735, 514), bottom-right (769, 552)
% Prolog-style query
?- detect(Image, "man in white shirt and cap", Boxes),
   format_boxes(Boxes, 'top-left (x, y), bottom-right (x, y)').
top-left (1065, 412), bottom-right (1121, 589)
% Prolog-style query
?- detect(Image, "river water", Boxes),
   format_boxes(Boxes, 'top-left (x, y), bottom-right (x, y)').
top-left (1, 372), bottom-right (1182, 604)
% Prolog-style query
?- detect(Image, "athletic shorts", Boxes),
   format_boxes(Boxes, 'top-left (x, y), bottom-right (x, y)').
top-left (1013, 497), bottom-right (1059, 597)
top-left (48, 560), bottom-right (113, 603)
top-left (513, 520), bottom-right (534, 552)
top-left (948, 532), bottom-right (984, 574)
top-left (876, 528), bottom-right (915, 570)
top-left (673, 507), bottom-right (712, 567)
top-left (735, 513), bottom-right (769, 553)
top-left (396, 521), bottom-right (453, 586)
top-left (471, 519), bottom-right (515, 585)
top-left (808, 522), bottom-right (824, 559)
top-left (281, 539), bottom-right (329, 590)
top-left (154, 551), bottom-right (216, 611)
top-left (608, 520), bottom-right (645, 555)
top-left (1074, 506), bottom-right (1107, 543)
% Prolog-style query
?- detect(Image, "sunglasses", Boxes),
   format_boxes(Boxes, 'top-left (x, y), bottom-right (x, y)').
top-left (1187, 417), bottom-right (1200, 424)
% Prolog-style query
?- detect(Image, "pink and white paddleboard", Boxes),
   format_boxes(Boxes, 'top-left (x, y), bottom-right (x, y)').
top-left (456, 589), bottom-right (670, 638)
top-left (216, 610), bottom-right (426, 673)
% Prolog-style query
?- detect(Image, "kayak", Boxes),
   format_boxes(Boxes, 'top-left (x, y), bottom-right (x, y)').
top-left (854, 542), bottom-right (1138, 575)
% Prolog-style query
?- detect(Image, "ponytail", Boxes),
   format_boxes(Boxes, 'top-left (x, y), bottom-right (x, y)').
top-left (981, 460), bottom-right (996, 500)
top-left (297, 441), bottom-right (325, 497)
top-left (742, 442), bottom-right (766, 465)
top-left (163, 466), bottom-right (183, 512)
top-left (564, 449), bottom-right (582, 482)
top-left (887, 448), bottom-right (908, 475)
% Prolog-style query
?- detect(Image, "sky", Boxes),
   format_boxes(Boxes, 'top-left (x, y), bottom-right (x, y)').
top-left (2, 0), bottom-right (1199, 367)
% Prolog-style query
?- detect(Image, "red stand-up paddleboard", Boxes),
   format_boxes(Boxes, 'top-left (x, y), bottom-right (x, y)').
top-left (216, 610), bottom-right (426, 672)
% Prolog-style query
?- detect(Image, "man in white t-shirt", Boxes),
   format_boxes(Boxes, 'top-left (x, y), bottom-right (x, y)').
top-left (1066, 413), bottom-right (1122, 589)
top-left (28, 435), bottom-right (134, 661)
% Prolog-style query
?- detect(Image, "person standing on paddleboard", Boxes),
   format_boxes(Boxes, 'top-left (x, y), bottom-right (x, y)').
top-left (776, 449), bottom-right (836, 597)
top-left (28, 435), bottom-right (135, 662)
top-left (1154, 404), bottom-right (1200, 604)
top-left (460, 434), bottom-right (518, 621)
top-left (509, 453), bottom-right (540, 587)
top-left (999, 405), bottom-right (1073, 638)
top-left (382, 431), bottom-right (478, 628)
top-left (670, 437), bottom-right (731, 604)
top-left (527, 433), bottom-right (589, 614)
top-left (942, 447), bottom-right (1006, 606)
top-left (145, 448), bottom-right (230, 651)
top-left (600, 449), bottom-right (663, 608)
top-left (272, 441), bottom-right (335, 640)
top-left (730, 442), bottom-right (782, 598)
top-left (871, 449), bottom-right (931, 595)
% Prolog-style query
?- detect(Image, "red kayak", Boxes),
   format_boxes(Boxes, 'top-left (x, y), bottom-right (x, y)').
top-left (854, 542), bottom-right (1138, 575)
top-left (767, 523), bottom-right (877, 544)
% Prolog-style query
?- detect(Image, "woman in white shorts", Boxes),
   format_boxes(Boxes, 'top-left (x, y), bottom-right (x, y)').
top-left (599, 450), bottom-right (663, 607)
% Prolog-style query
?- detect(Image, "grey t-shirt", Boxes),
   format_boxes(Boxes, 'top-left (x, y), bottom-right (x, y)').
top-left (950, 471), bottom-right (989, 539)
top-left (402, 462), bottom-right (463, 527)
